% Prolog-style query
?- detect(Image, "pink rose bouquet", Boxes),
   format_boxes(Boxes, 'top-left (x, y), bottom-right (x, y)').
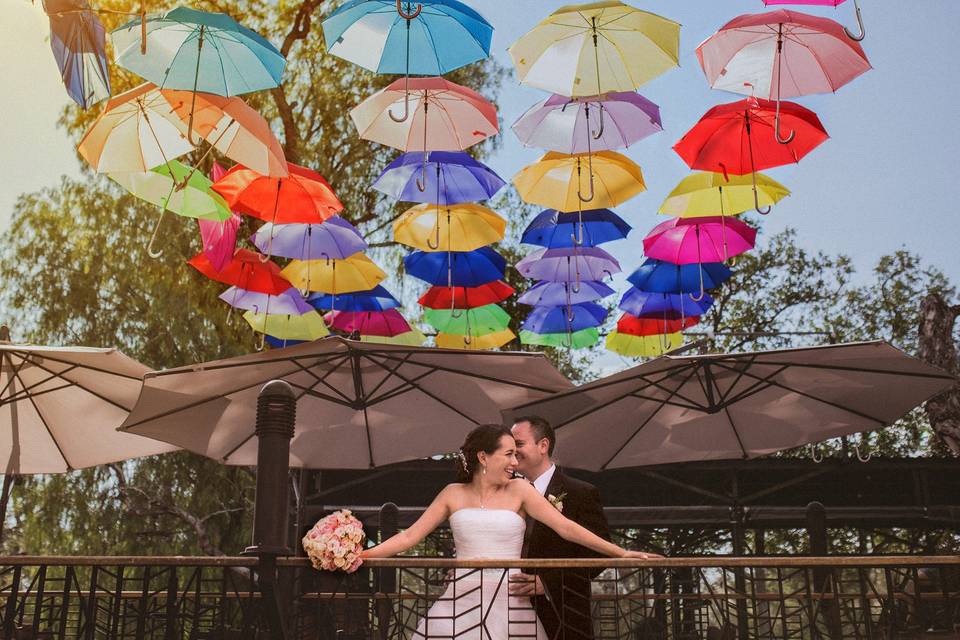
top-left (302, 509), bottom-right (365, 573)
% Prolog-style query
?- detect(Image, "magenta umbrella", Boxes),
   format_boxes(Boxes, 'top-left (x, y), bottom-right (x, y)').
top-left (643, 216), bottom-right (756, 265)
top-left (196, 161), bottom-right (240, 270)
top-left (325, 309), bottom-right (412, 337)
top-left (760, 0), bottom-right (864, 41)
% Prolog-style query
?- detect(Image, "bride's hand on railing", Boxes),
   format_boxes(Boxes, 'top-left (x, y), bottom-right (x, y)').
top-left (624, 550), bottom-right (664, 559)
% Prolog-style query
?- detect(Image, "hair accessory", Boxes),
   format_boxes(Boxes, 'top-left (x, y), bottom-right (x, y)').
top-left (457, 449), bottom-right (469, 473)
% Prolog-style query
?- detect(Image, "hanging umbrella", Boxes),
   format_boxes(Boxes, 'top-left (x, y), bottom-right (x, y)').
top-left (760, 0), bottom-right (865, 41)
top-left (514, 151), bottom-right (645, 211)
top-left (697, 10), bottom-right (869, 145)
top-left (513, 92), bottom-right (662, 154)
top-left (673, 97), bottom-right (828, 213)
top-left (424, 304), bottom-right (511, 335)
top-left (522, 208), bottom-right (631, 248)
top-left (43, 0), bottom-right (111, 109)
top-left (110, 160), bottom-right (232, 257)
top-left (617, 313), bottom-right (699, 336)
top-left (516, 247), bottom-right (621, 284)
top-left (435, 329), bottom-right (516, 351)
top-left (309, 285), bottom-right (402, 313)
top-left (520, 328), bottom-right (600, 350)
top-left (280, 254), bottom-right (387, 293)
top-left (251, 218), bottom-right (367, 261)
top-left (521, 303), bottom-right (608, 334)
top-left (188, 249), bottom-right (292, 295)
top-left (404, 247), bottom-right (506, 287)
top-left (243, 310), bottom-right (329, 342)
top-left (265, 335), bottom-right (305, 349)
top-left (508, 341), bottom-right (955, 470)
top-left (659, 172), bottom-right (790, 218)
top-left (198, 163), bottom-right (242, 271)
top-left (219, 286), bottom-right (313, 316)
top-left (419, 281), bottom-right (514, 309)
top-left (394, 202), bottom-right (506, 252)
top-left (619, 289), bottom-right (714, 319)
top-left (372, 151), bottom-right (505, 205)
top-left (361, 329), bottom-right (427, 347)
top-left (643, 216), bottom-right (757, 264)
top-left (519, 280), bottom-right (615, 307)
top-left (604, 331), bottom-right (683, 359)
top-left (326, 309), bottom-right (413, 337)
top-left (627, 258), bottom-right (732, 300)
top-left (508, 1), bottom-right (680, 98)
top-left (119, 335), bottom-right (571, 467)
top-left (112, 7), bottom-right (286, 144)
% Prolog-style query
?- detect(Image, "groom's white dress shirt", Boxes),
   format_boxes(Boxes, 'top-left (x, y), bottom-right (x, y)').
top-left (532, 463), bottom-right (556, 497)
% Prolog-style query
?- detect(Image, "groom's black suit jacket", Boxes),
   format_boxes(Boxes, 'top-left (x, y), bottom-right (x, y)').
top-left (524, 468), bottom-right (610, 640)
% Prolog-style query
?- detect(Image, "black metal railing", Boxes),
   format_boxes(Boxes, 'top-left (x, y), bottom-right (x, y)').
top-left (1, 555), bottom-right (958, 639)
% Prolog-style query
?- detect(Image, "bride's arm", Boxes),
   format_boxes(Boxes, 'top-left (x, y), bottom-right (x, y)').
top-left (518, 482), bottom-right (660, 559)
top-left (362, 486), bottom-right (454, 558)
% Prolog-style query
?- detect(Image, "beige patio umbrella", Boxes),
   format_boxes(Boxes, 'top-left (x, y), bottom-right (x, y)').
top-left (507, 341), bottom-right (956, 471)
top-left (119, 336), bottom-right (573, 468)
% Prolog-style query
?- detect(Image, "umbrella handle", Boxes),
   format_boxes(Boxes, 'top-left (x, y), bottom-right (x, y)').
top-left (255, 332), bottom-right (266, 351)
top-left (388, 87), bottom-right (411, 123)
top-left (577, 155), bottom-right (595, 203)
top-left (853, 442), bottom-right (871, 463)
top-left (570, 207), bottom-right (584, 246)
top-left (389, 19), bottom-right (414, 123)
top-left (146, 202), bottom-right (168, 259)
top-left (591, 103), bottom-right (605, 140)
top-left (810, 445), bottom-right (824, 464)
top-left (415, 156), bottom-right (427, 192)
top-left (752, 174), bottom-right (771, 216)
top-left (259, 231), bottom-right (274, 262)
top-left (562, 331), bottom-right (573, 349)
top-left (426, 218), bottom-right (441, 250)
top-left (774, 99), bottom-right (795, 145)
top-left (844, 0), bottom-right (865, 41)
top-left (689, 263), bottom-right (706, 302)
top-left (395, 0), bottom-right (422, 19)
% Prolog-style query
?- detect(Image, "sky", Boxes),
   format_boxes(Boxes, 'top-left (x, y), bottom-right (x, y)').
top-left (1, 0), bottom-right (959, 304)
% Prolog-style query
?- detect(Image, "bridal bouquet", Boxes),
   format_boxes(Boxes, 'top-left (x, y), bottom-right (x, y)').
top-left (302, 509), bottom-right (365, 573)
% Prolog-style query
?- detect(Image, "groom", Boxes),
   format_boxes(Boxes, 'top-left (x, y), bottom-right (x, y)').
top-left (509, 416), bottom-right (610, 640)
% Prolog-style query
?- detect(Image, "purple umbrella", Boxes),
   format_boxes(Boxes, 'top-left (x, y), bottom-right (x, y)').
top-left (516, 247), bottom-right (621, 286)
top-left (43, 0), bottom-right (111, 109)
top-left (512, 92), bottom-right (662, 154)
top-left (519, 280), bottom-right (615, 306)
top-left (251, 217), bottom-right (367, 260)
top-left (522, 302), bottom-right (608, 334)
top-left (219, 286), bottom-right (313, 315)
top-left (372, 151), bottom-right (506, 205)
top-left (619, 289), bottom-right (714, 318)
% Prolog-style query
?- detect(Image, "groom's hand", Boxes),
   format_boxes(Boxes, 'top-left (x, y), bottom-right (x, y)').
top-left (509, 572), bottom-right (545, 596)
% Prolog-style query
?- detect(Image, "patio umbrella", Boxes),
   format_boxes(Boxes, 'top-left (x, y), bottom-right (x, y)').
top-left (520, 327), bottom-right (600, 350)
top-left (243, 310), bottom-right (329, 342)
top-left (309, 285), bottom-right (402, 313)
top-left (643, 216), bottom-right (757, 264)
top-left (326, 309), bottom-right (413, 337)
top-left (119, 336), bottom-right (571, 468)
top-left (394, 202), bottom-right (505, 252)
top-left (514, 151), bottom-right (645, 211)
top-left (604, 331), bottom-right (682, 359)
top-left (280, 254), bottom-right (387, 294)
top-left (251, 218), bottom-right (367, 261)
top-left (760, 0), bottom-right (865, 42)
top-left (419, 281), bottom-right (514, 309)
top-left (619, 290), bottom-right (714, 319)
top-left (508, 341), bottom-right (956, 470)
top-left (372, 151), bottom-right (505, 205)
top-left (522, 208), bottom-right (631, 248)
top-left (508, 1), bottom-right (680, 97)
top-left (659, 172), bottom-right (790, 218)
top-left (188, 249), bottom-right (292, 296)
top-left (43, 0), bottom-right (111, 109)
top-left (519, 280), bottom-right (614, 307)
top-left (435, 329), bottom-right (516, 351)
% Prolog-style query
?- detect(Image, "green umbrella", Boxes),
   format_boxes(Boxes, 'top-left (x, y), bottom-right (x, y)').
top-left (424, 304), bottom-right (510, 335)
top-left (520, 327), bottom-right (600, 349)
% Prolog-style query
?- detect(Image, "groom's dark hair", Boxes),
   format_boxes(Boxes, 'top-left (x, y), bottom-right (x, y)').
top-left (514, 415), bottom-right (555, 457)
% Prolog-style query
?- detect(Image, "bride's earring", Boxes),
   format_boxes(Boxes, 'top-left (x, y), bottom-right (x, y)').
top-left (482, 465), bottom-right (486, 475)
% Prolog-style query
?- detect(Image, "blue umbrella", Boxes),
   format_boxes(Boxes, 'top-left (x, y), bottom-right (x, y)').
top-left (266, 335), bottom-right (305, 349)
top-left (43, 0), bottom-right (111, 109)
top-left (521, 303), bottom-right (608, 334)
top-left (522, 209), bottom-right (632, 248)
top-left (619, 289), bottom-right (714, 318)
top-left (518, 280), bottom-right (615, 307)
top-left (627, 259), bottom-right (732, 299)
top-left (404, 247), bottom-right (505, 287)
top-left (308, 285), bottom-right (401, 312)
top-left (373, 151), bottom-right (505, 204)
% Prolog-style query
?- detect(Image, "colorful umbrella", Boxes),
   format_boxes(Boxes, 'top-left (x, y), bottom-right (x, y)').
top-left (197, 161), bottom-right (241, 271)
top-left (43, 0), bottom-right (111, 109)
top-left (762, 0), bottom-right (864, 38)
top-left (522, 208), bottom-right (631, 248)
top-left (435, 329), bottom-right (515, 351)
top-left (309, 285), bottom-right (402, 313)
top-left (521, 302), bottom-right (608, 334)
top-left (659, 172), bottom-right (790, 218)
top-left (394, 202), bottom-right (505, 252)
top-left (326, 309), bottom-right (413, 337)
top-left (516, 247), bottom-right (621, 284)
top-left (508, 1), bottom-right (680, 97)
top-left (188, 249), bottom-right (292, 295)
top-left (627, 259), bottom-right (733, 299)
top-left (605, 331), bottom-right (683, 358)
top-left (673, 97), bottom-right (828, 213)
top-left (619, 289), bottom-right (713, 319)
top-left (280, 254), bottom-right (387, 293)
top-left (518, 280), bottom-right (614, 307)
top-left (643, 216), bottom-right (757, 264)
top-left (251, 218), bottom-right (367, 261)
top-left (361, 329), bottom-right (427, 347)
top-left (617, 313), bottom-right (699, 336)
top-left (372, 151), bottom-right (505, 204)
top-left (243, 310), bottom-right (329, 342)
top-left (425, 304), bottom-right (511, 335)
top-left (520, 327), bottom-right (600, 350)
top-left (514, 151), bottom-right (645, 211)
top-left (697, 10), bottom-right (870, 143)
top-left (418, 281), bottom-right (514, 309)
top-left (265, 335), bottom-right (305, 349)
top-left (404, 247), bottom-right (506, 287)
top-left (512, 92), bottom-right (662, 154)
top-left (219, 286), bottom-right (313, 316)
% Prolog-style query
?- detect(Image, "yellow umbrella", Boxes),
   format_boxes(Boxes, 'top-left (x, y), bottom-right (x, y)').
top-left (280, 254), bottom-right (386, 293)
top-left (243, 310), bottom-right (329, 341)
top-left (605, 331), bottom-right (682, 358)
top-left (514, 151), bottom-right (645, 212)
top-left (361, 329), bottom-right (427, 347)
top-left (508, 1), bottom-right (680, 98)
top-left (436, 329), bottom-right (516, 351)
top-left (659, 172), bottom-right (791, 218)
top-left (394, 203), bottom-right (506, 252)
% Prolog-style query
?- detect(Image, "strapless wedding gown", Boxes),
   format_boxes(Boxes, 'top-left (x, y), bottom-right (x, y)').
top-left (412, 508), bottom-right (547, 639)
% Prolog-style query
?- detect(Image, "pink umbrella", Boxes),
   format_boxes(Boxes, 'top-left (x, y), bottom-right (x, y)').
top-left (325, 309), bottom-right (413, 337)
top-left (643, 216), bottom-right (757, 264)
top-left (761, 0), bottom-right (864, 42)
top-left (697, 10), bottom-right (870, 143)
top-left (197, 162), bottom-right (240, 271)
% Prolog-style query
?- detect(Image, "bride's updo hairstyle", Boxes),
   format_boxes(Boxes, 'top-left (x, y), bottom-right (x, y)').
top-left (455, 424), bottom-right (513, 483)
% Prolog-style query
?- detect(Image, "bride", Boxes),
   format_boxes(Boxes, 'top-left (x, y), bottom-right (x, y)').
top-left (362, 424), bottom-right (661, 638)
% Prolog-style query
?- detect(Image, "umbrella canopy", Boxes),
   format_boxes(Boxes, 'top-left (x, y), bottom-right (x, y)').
top-left (213, 163), bottom-right (343, 224)
top-left (404, 247), bottom-right (506, 287)
top-left (643, 216), bottom-right (757, 264)
top-left (219, 286), bottom-right (313, 316)
top-left (514, 151), bottom-right (645, 212)
top-left (322, 0), bottom-right (493, 76)
top-left (251, 218), bottom-right (367, 261)
top-left (518, 280), bottom-right (615, 307)
top-left (373, 151), bottom-right (505, 205)
top-left (424, 304), bottom-right (511, 335)
top-left (309, 285), bottom-right (401, 313)
top-left (110, 160), bottom-right (231, 220)
top-left (188, 249), bottom-right (292, 295)
top-left (394, 202), bottom-right (506, 252)
top-left (419, 281), bottom-right (514, 309)
top-left (513, 92), bottom-right (662, 154)
top-left (520, 327), bottom-right (600, 350)
top-left (627, 259), bottom-right (732, 295)
top-left (435, 329), bottom-right (516, 351)
top-left (361, 329), bottom-right (427, 347)
top-left (508, 1), bottom-right (680, 97)
top-left (43, 0), bottom-right (111, 109)
top-left (516, 247), bottom-right (621, 283)
top-left (617, 313), bottom-right (700, 336)
top-left (509, 341), bottom-right (957, 470)
top-left (521, 303), bottom-right (608, 334)
top-left (0, 335), bottom-right (177, 474)
top-left (659, 172), bottom-right (790, 218)
top-left (619, 289), bottom-right (714, 319)
top-left (197, 180), bottom-right (241, 273)
top-left (326, 309), bottom-right (413, 337)
top-left (119, 336), bottom-right (571, 468)
top-left (604, 331), bottom-right (682, 359)
top-left (243, 310), bottom-right (329, 341)
top-left (522, 208), bottom-right (631, 248)
top-left (280, 254), bottom-right (387, 293)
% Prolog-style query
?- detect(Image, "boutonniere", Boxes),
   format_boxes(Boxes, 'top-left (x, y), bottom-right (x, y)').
top-left (547, 492), bottom-right (567, 513)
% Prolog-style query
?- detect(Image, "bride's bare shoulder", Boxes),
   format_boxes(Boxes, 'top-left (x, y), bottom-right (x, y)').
top-left (507, 478), bottom-right (535, 494)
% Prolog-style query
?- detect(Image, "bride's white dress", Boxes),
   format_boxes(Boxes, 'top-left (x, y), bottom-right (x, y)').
top-left (412, 508), bottom-right (547, 639)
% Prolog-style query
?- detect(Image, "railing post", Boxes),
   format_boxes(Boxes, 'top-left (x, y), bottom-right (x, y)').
top-left (806, 501), bottom-right (842, 638)
top-left (244, 380), bottom-right (296, 640)
top-left (376, 503), bottom-right (399, 639)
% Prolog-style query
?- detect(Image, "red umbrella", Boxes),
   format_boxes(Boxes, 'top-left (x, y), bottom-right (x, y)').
top-left (325, 309), bottom-right (412, 337)
top-left (673, 97), bottom-right (827, 213)
top-left (188, 249), bottom-right (291, 295)
top-left (418, 281), bottom-right (515, 309)
top-left (617, 313), bottom-right (699, 337)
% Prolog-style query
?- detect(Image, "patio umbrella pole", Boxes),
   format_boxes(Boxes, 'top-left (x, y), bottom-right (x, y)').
top-left (0, 326), bottom-right (16, 545)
